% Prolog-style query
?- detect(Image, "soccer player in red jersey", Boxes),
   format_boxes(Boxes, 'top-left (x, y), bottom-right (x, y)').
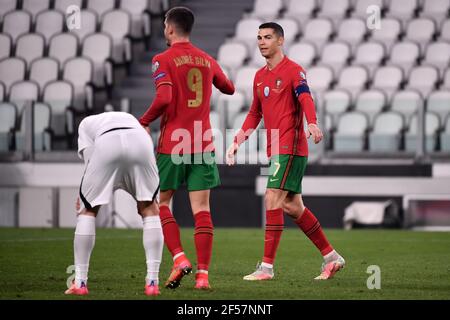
top-left (226, 22), bottom-right (345, 281)
top-left (140, 7), bottom-right (235, 289)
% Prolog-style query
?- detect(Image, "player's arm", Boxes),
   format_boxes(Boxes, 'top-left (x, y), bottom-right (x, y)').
top-left (212, 60), bottom-right (235, 95)
top-left (294, 70), bottom-right (323, 144)
top-left (139, 57), bottom-right (173, 127)
top-left (226, 80), bottom-right (262, 165)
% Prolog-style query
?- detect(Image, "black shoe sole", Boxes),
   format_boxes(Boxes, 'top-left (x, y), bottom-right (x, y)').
top-left (165, 266), bottom-right (192, 289)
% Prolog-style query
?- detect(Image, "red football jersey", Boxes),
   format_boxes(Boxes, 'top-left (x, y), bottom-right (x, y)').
top-left (236, 56), bottom-right (317, 158)
top-left (140, 42), bottom-right (234, 155)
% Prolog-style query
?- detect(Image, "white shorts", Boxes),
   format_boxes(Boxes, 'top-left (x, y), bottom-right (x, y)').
top-left (79, 127), bottom-right (159, 211)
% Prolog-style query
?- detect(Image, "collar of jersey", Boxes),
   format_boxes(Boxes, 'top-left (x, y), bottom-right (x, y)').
top-left (265, 55), bottom-right (288, 74)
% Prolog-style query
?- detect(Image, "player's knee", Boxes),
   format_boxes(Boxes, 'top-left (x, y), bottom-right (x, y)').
top-left (138, 201), bottom-right (159, 217)
top-left (264, 189), bottom-right (283, 210)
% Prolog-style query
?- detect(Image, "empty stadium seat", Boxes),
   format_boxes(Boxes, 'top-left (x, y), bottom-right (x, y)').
top-left (43, 81), bottom-right (74, 138)
top-left (387, 41), bottom-right (420, 77)
top-left (355, 89), bottom-right (387, 125)
top-left (420, 0), bottom-right (449, 28)
top-left (336, 66), bottom-right (369, 100)
top-left (405, 112), bottom-right (440, 152)
top-left (48, 33), bottom-right (78, 68)
top-left (249, 0), bottom-right (283, 21)
top-left (274, 18), bottom-right (299, 47)
top-left (423, 42), bottom-right (450, 79)
top-left (2, 10), bottom-right (31, 44)
top-left (288, 42), bottom-right (316, 68)
top-left (54, 0), bottom-right (83, 13)
top-left (234, 66), bottom-right (259, 104)
top-left (317, 0), bottom-right (350, 27)
top-left (0, 0), bottom-right (17, 22)
top-left (8, 80), bottom-right (39, 115)
top-left (0, 82), bottom-right (4, 101)
top-left (444, 69), bottom-right (450, 90)
top-left (249, 47), bottom-right (266, 68)
top-left (22, 0), bottom-right (49, 20)
top-left (101, 10), bottom-right (132, 64)
top-left (29, 58), bottom-right (59, 94)
top-left (15, 33), bottom-right (45, 65)
top-left (385, 0), bottom-right (418, 28)
top-left (307, 65), bottom-right (334, 102)
top-left (81, 33), bottom-right (113, 89)
top-left (440, 115), bottom-right (450, 152)
top-left (35, 10), bottom-right (64, 45)
top-left (369, 111), bottom-right (404, 152)
top-left (0, 102), bottom-right (16, 151)
top-left (323, 89), bottom-right (352, 126)
top-left (301, 18), bottom-right (333, 52)
top-left (87, 0), bottom-right (115, 17)
top-left (427, 91), bottom-right (450, 123)
top-left (119, 0), bottom-right (152, 40)
top-left (71, 10), bottom-right (98, 42)
top-left (390, 90), bottom-right (424, 125)
top-left (440, 20), bottom-right (450, 42)
top-left (283, 0), bottom-right (315, 29)
top-left (15, 102), bottom-right (52, 151)
top-left (319, 41), bottom-right (351, 76)
top-left (335, 18), bottom-right (367, 54)
top-left (232, 18), bottom-right (263, 53)
top-left (353, 41), bottom-right (385, 78)
top-left (372, 66), bottom-right (404, 101)
top-left (405, 18), bottom-right (436, 55)
top-left (0, 34), bottom-right (12, 60)
top-left (353, 0), bottom-right (383, 19)
top-left (217, 90), bottom-right (246, 128)
top-left (370, 18), bottom-right (401, 53)
top-left (62, 57), bottom-right (94, 111)
top-left (0, 57), bottom-right (26, 95)
top-left (334, 111), bottom-right (369, 151)
top-left (406, 66), bottom-right (439, 99)
top-left (217, 42), bottom-right (248, 75)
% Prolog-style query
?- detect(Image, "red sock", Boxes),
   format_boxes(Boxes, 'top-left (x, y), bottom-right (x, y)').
top-left (194, 211), bottom-right (214, 271)
top-left (295, 207), bottom-right (333, 256)
top-left (159, 205), bottom-right (184, 257)
top-left (262, 208), bottom-right (284, 265)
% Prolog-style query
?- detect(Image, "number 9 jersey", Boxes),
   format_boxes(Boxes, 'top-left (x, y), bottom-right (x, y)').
top-left (143, 42), bottom-right (235, 155)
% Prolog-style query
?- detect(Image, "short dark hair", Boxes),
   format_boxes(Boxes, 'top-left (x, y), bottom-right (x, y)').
top-left (259, 22), bottom-right (284, 38)
top-left (165, 7), bottom-right (195, 35)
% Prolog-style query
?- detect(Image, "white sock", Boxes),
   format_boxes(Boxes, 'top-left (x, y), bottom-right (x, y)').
top-left (74, 215), bottom-right (96, 287)
top-left (261, 262), bottom-right (273, 269)
top-left (173, 251), bottom-right (185, 261)
top-left (196, 269), bottom-right (208, 274)
top-left (143, 216), bottom-right (164, 285)
top-left (324, 250), bottom-right (338, 263)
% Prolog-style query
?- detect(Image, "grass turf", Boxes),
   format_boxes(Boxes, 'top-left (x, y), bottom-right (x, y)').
top-left (0, 227), bottom-right (449, 300)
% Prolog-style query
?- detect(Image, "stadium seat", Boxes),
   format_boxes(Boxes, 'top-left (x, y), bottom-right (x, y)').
top-left (319, 41), bottom-right (351, 76)
top-left (369, 111), bottom-right (404, 152)
top-left (385, 0), bottom-right (418, 28)
top-left (323, 89), bottom-right (352, 126)
top-left (35, 10), bottom-right (64, 45)
top-left (54, 0), bottom-right (83, 13)
top-left (283, 0), bottom-right (315, 29)
top-left (62, 58), bottom-right (94, 111)
top-left (87, 0), bottom-right (116, 18)
top-left (2, 10), bottom-right (31, 44)
top-left (423, 42), bottom-right (450, 79)
top-left (0, 34), bottom-right (12, 60)
top-left (387, 41), bottom-right (420, 77)
top-left (444, 69), bottom-right (450, 90)
top-left (288, 42), bottom-right (316, 68)
top-left (406, 66), bottom-right (439, 99)
top-left (234, 66), bottom-right (259, 105)
top-left (355, 89), bottom-right (387, 126)
top-left (335, 18), bottom-right (367, 54)
top-left (0, 82), bottom-right (4, 101)
top-left (370, 18), bottom-right (401, 53)
top-left (22, 0), bottom-right (49, 21)
top-left (301, 18), bottom-right (333, 52)
top-left (15, 102), bottom-right (52, 151)
top-left (0, 102), bottom-right (16, 151)
top-left (420, 0), bottom-right (449, 28)
top-left (352, 0), bottom-right (384, 20)
top-left (371, 66), bottom-right (403, 101)
top-left (440, 115), bottom-right (450, 152)
top-left (217, 90), bottom-right (246, 128)
top-left (0, 57), bottom-right (26, 95)
top-left (353, 41), bottom-right (385, 78)
top-left (0, 0), bottom-right (17, 22)
top-left (427, 91), bottom-right (450, 124)
top-left (71, 10), bottom-right (98, 42)
top-left (334, 111), bottom-right (369, 152)
top-left (119, 0), bottom-right (152, 40)
top-left (48, 33), bottom-right (78, 69)
top-left (29, 58), bottom-right (59, 94)
top-left (248, 47), bottom-right (266, 68)
top-left (307, 65), bottom-right (334, 102)
top-left (274, 18), bottom-right (299, 47)
top-left (317, 0), bottom-right (350, 27)
top-left (405, 112), bottom-right (440, 152)
top-left (43, 81), bottom-right (74, 138)
top-left (231, 18), bottom-right (263, 53)
top-left (336, 66), bottom-right (369, 100)
top-left (101, 10), bottom-right (132, 64)
top-left (81, 33), bottom-right (113, 89)
top-left (15, 33), bottom-right (45, 65)
top-left (8, 80), bottom-right (39, 115)
top-left (249, 0), bottom-right (283, 21)
top-left (217, 42), bottom-right (248, 75)
top-left (390, 90), bottom-right (424, 125)
top-left (405, 18), bottom-right (436, 55)
top-left (440, 20), bottom-right (450, 42)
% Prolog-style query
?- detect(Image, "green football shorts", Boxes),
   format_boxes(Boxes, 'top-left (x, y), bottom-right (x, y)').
top-left (266, 154), bottom-right (308, 194)
top-left (157, 152), bottom-right (220, 192)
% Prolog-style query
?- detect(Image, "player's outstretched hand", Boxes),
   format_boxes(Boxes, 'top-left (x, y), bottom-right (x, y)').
top-left (226, 142), bottom-right (239, 166)
top-left (307, 123), bottom-right (323, 144)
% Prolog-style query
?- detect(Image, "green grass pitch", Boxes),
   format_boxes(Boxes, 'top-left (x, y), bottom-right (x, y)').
top-left (0, 227), bottom-right (449, 300)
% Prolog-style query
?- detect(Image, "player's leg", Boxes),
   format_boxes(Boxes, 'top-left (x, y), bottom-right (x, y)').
top-left (283, 193), bottom-right (345, 280)
top-left (138, 200), bottom-right (163, 296)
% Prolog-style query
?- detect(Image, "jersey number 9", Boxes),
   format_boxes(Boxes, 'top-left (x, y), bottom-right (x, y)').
top-left (187, 68), bottom-right (203, 108)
